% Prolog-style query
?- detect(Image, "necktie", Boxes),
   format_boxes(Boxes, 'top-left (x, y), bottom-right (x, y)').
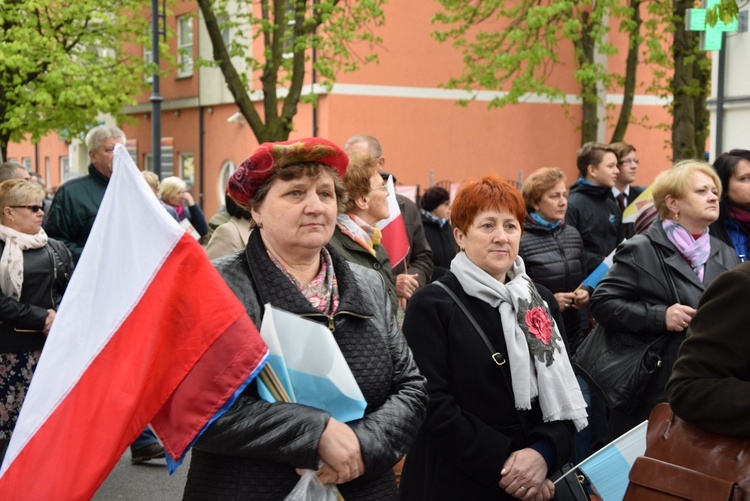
top-left (617, 192), bottom-right (627, 212)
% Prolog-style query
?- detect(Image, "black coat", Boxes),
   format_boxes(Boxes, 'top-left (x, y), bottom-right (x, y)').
top-left (566, 181), bottom-right (621, 274)
top-left (0, 238), bottom-right (73, 352)
top-left (400, 273), bottom-right (575, 501)
top-left (184, 230), bottom-right (427, 501)
top-left (591, 221), bottom-right (738, 433)
top-left (519, 218), bottom-right (586, 354)
top-left (421, 214), bottom-right (456, 281)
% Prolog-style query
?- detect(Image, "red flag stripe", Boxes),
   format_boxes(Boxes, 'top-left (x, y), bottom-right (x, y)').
top-left (0, 235), bottom-right (264, 499)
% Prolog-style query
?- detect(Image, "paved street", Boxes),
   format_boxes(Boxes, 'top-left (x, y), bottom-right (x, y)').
top-left (94, 451), bottom-right (189, 500)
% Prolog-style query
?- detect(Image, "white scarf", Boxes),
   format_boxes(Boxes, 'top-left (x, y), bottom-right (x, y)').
top-left (0, 225), bottom-right (48, 300)
top-left (450, 252), bottom-right (588, 431)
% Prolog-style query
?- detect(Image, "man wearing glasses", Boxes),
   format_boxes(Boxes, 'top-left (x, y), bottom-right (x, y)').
top-left (610, 142), bottom-right (644, 238)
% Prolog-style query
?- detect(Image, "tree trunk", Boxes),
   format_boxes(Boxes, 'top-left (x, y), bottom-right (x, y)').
top-left (611, 0), bottom-right (642, 143)
top-left (671, 0), bottom-right (709, 161)
top-left (577, 11), bottom-right (599, 144)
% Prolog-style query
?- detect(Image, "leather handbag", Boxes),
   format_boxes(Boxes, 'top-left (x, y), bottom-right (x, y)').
top-left (572, 323), bottom-right (667, 413)
top-left (572, 238), bottom-right (675, 413)
top-left (434, 281), bottom-right (589, 501)
top-left (623, 403), bottom-right (750, 500)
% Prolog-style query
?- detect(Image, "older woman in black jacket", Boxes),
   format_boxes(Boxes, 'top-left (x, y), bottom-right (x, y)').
top-left (183, 138), bottom-right (427, 501)
top-left (400, 176), bottom-right (586, 501)
top-left (420, 186), bottom-right (456, 281)
top-left (0, 179), bottom-right (73, 457)
top-left (519, 167), bottom-right (588, 355)
top-left (591, 160), bottom-right (739, 440)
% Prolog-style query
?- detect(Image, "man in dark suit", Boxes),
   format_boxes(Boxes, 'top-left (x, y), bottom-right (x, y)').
top-left (610, 142), bottom-right (645, 238)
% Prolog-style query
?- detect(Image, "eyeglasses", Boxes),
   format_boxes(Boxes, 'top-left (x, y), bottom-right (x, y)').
top-left (370, 184), bottom-right (388, 194)
top-left (620, 159), bottom-right (640, 166)
top-left (10, 205), bottom-right (43, 213)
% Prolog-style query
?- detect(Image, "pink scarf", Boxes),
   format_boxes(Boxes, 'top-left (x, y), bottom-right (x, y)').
top-left (662, 219), bottom-right (711, 281)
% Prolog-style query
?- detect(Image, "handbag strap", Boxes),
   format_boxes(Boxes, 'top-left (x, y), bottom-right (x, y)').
top-left (651, 239), bottom-right (681, 304)
top-left (434, 281), bottom-right (506, 366)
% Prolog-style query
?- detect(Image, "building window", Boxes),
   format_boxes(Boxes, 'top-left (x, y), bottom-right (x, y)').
top-left (218, 160), bottom-right (235, 205)
top-left (21, 157), bottom-right (32, 170)
top-left (144, 44), bottom-right (153, 83)
top-left (179, 152), bottom-right (195, 187)
top-left (177, 15), bottom-right (194, 78)
top-left (60, 156), bottom-right (71, 182)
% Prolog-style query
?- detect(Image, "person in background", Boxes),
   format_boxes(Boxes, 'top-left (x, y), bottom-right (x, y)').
top-left (44, 124), bottom-right (165, 464)
top-left (0, 179), bottom-right (73, 462)
top-left (419, 186), bottom-right (456, 281)
top-left (519, 167), bottom-right (602, 464)
top-left (45, 125), bottom-right (123, 262)
top-left (565, 142), bottom-right (621, 276)
top-left (667, 260), bottom-right (750, 438)
top-left (591, 160), bottom-right (738, 440)
top-left (205, 194), bottom-right (253, 259)
top-left (710, 149), bottom-right (750, 262)
top-left (142, 171), bottom-right (179, 222)
top-left (343, 135), bottom-right (433, 310)
top-left (159, 176), bottom-right (209, 239)
top-left (183, 137), bottom-right (427, 500)
top-left (0, 162), bottom-right (31, 183)
top-left (400, 175), bottom-right (586, 501)
top-left (328, 153), bottom-right (399, 317)
top-left (610, 142), bottom-right (644, 239)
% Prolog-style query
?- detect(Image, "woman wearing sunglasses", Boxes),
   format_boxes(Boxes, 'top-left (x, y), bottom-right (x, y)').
top-left (0, 179), bottom-right (73, 460)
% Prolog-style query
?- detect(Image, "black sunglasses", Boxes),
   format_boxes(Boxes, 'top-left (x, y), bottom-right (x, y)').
top-left (10, 205), bottom-right (43, 213)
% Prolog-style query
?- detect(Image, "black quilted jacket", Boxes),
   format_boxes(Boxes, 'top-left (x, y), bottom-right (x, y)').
top-left (183, 230), bottom-right (428, 501)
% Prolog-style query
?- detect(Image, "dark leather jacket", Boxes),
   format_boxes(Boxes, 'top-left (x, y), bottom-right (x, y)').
top-left (591, 221), bottom-right (738, 422)
top-left (185, 230), bottom-right (427, 501)
top-left (0, 238), bottom-right (74, 352)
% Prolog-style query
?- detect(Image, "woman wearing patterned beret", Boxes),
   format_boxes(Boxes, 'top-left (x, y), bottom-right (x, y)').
top-left (183, 137), bottom-right (427, 501)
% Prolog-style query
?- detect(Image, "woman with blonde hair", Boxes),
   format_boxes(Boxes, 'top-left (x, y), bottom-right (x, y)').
top-left (0, 179), bottom-right (73, 458)
top-left (591, 160), bottom-right (739, 439)
top-left (159, 176), bottom-right (209, 237)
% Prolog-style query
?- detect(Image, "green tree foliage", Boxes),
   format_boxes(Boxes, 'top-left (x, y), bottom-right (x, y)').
top-left (0, 0), bottom-right (152, 162)
top-left (198, 0), bottom-right (386, 143)
top-left (432, 0), bottom-right (739, 158)
top-left (432, 0), bottom-right (629, 144)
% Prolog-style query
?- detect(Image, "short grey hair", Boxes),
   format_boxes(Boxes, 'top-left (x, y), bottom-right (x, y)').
top-left (85, 124), bottom-right (126, 152)
top-left (0, 162), bottom-right (27, 183)
top-left (343, 134), bottom-right (382, 157)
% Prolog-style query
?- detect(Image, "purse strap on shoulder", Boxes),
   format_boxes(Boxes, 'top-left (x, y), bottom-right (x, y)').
top-left (434, 281), bottom-right (506, 366)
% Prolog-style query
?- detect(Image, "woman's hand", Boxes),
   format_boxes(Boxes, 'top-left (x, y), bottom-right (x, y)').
top-left (43, 309), bottom-right (56, 335)
top-left (665, 303), bottom-right (696, 331)
top-left (554, 292), bottom-right (576, 312)
top-left (498, 448), bottom-right (549, 500)
top-left (316, 418), bottom-right (364, 484)
top-left (572, 288), bottom-right (589, 310)
top-left (181, 192), bottom-right (195, 206)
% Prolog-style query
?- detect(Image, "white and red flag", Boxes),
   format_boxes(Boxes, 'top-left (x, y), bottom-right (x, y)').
top-left (376, 175), bottom-right (410, 266)
top-left (0, 145), bottom-right (268, 499)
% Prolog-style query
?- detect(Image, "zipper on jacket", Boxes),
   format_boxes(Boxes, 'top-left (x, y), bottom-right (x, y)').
top-left (299, 309), bottom-right (373, 333)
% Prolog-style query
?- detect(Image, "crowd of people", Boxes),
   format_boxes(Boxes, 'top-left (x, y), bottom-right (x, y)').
top-left (1, 125), bottom-right (749, 500)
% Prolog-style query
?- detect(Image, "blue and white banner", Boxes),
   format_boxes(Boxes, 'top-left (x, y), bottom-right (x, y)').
top-left (257, 304), bottom-right (367, 423)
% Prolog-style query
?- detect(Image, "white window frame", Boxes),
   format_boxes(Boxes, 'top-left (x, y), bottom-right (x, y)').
top-left (177, 15), bottom-right (194, 78)
top-left (218, 160), bottom-right (236, 205)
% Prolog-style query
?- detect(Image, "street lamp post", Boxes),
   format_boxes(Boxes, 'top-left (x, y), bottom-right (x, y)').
top-left (151, 0), bottom-right (164, 177)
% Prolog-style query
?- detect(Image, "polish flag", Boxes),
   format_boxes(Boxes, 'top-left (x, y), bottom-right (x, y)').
top-left (0, 145), bottom-right (268, 499)
top-left (377, 175), bottom-right (410, 266)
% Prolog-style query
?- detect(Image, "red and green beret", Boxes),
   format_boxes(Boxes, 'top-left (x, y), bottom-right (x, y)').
top-left (228, 137), bottom-right (348, 205)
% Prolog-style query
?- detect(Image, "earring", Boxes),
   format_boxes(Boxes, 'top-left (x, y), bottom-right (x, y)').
top-left (257, 222), bottom-right (263, 229)
top-left (675, 212), bottom-right (680, 221)
top-left (9, 218), bottom-right (13, 223)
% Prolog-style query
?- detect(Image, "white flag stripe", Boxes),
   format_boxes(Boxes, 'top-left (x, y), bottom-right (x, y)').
top-left (376, 175), bottom-right (401, 228)
top-left (2, 145), bottom-right (184, 473)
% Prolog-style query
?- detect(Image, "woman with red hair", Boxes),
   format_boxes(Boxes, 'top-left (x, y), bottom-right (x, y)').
top-left (400, 176), bottom-right (586, 500)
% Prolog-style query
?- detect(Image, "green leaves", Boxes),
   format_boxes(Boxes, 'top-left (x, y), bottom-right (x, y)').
top-left (0, 0), bottom-right (151, 159)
